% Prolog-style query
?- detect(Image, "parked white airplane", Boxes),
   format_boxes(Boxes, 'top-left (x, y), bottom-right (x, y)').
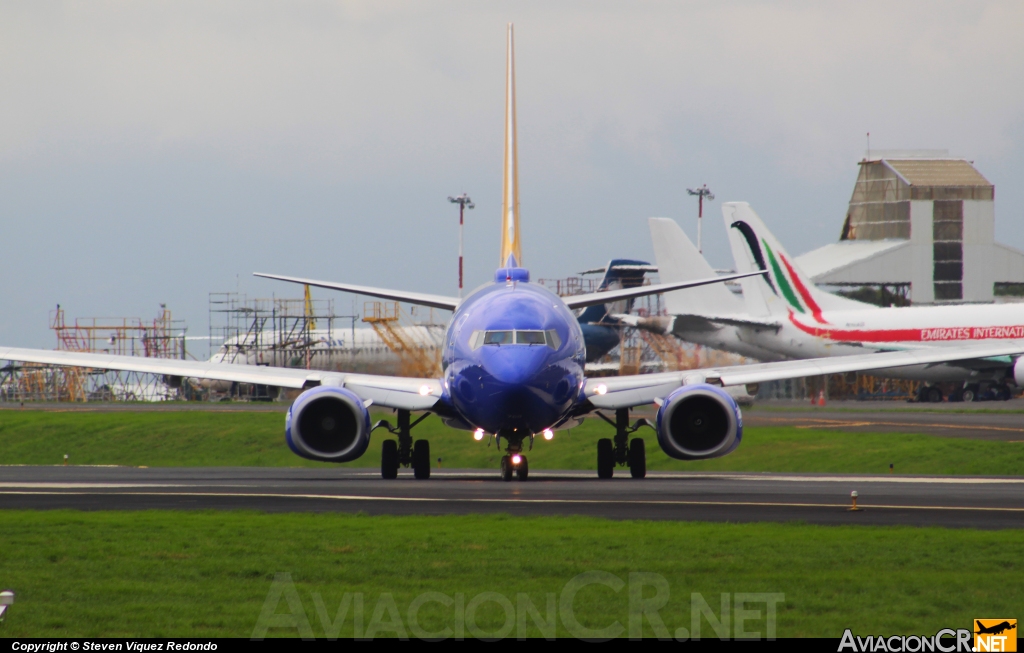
top-left (210, 326), bottom-right (444, 374)
top-left (639, 203), bottom-right (1024, 402)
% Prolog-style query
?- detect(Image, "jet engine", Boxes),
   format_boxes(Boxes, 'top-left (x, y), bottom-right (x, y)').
top-left (656, 384), bottom-right (742, 460)
top-left (285, 385), bottom-right (371, 462)
top-left (1013, 357), bottom-right (1024, 387)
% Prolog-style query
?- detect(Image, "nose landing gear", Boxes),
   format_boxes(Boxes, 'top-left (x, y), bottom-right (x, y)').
top-left (499, 452), bottom-right (528, 482)
top-left (373, 409), bottom-right (432, 480)
top-left (595, 408), bottom-right (652, 479)
top-left (496, 430), bottom-right (529, 482)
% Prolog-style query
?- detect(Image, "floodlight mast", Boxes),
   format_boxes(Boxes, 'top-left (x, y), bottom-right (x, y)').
top-left (686, 184), bottom-right (715, 254)
top-left (448, 193), bottom-right (475, 297)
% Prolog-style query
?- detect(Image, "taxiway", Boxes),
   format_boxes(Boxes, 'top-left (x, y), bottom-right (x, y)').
top-left (1, 466), bottom-right (1020, 529)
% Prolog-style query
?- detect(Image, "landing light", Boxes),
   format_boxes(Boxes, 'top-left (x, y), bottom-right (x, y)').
top-left (511, 454), bottom-right (522, 465)
top-left (473, 428), bottom-right (485, 441)
top-left (595, 384), bottom-right (608, 396)
top-left (419, 385), bottom-right (432, 396)
top-left (542, 429), bottom-right (554, 440)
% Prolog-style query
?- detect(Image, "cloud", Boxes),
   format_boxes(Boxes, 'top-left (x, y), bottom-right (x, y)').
top-left (4, 1), bottom-right (1021, 178)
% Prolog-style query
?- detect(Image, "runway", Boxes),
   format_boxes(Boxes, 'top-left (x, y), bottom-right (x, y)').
top-left (2, 466), bottom-right (1021, 529)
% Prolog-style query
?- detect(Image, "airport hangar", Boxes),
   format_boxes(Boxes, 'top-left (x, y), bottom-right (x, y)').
top-left (794, 151), bottom-right (1024, 304)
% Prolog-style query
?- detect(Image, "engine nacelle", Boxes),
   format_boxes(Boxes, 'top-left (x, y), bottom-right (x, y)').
top-left (1013, 357), bottom-right (1024, 387)
top-left (656, 384), bottom-right (742, 460)
top-left (285, 385), bottom-right (371, 462)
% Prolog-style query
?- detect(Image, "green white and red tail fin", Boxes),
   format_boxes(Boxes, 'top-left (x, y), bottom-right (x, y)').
top-left (723, 202), bottom-right (868, 321)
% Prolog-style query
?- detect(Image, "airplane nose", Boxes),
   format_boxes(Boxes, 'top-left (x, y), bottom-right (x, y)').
top-left (481, 347), bottom-right (548, 385)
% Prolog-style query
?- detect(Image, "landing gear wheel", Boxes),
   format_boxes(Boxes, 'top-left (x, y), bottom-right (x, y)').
top-left (925, 386), bottom-right (943, 403)
top-left (597, 438), bottom-right (614, 479)
top-left (412, 439), bottom-right (431, 479)
top-left (628, 438), bottom-right (646, 479)
top-left (516, 456), bottom-right (529, 481)
top-left (500, 455), bottom-right (514, 482)
top-left (996, 384), bottom-right (1013, 401)
top-left (962, 385), bottom-right (978, 403)
top-left (381, 440), bottom-right (399, 479)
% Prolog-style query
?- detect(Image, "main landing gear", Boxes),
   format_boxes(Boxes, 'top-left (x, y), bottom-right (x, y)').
top-left (374, 409), bottom-right (431, 480)
top-left (595, 408), bottom-right (651, 479)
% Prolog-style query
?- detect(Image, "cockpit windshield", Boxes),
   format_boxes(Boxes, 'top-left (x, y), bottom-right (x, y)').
top-left (483, 331), bottom-right (513, 345)
top-left (471, 329), bottom-right (561, 350)
top-left (515, 330), bottom-right (547, 345)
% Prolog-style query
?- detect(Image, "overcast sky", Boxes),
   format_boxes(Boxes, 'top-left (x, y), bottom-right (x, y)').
top-left (2, 1), bottom-right (1023, 348)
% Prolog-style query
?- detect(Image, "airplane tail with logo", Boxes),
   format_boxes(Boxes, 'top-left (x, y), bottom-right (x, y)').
top-left (723, 202), bottom-right (870, 320)
top-left (576, 260), bottom-right (656, 325)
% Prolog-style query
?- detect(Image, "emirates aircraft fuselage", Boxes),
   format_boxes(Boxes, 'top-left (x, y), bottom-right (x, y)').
top-left (763, 304), bottom-right (1024, 382)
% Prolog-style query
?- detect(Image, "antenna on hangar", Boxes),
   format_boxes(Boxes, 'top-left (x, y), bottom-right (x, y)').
top-left (686, 184), bottom-right (715, 254)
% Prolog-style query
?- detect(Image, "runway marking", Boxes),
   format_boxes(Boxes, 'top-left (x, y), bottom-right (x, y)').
top-left (4, 473), bottom-right (1021, 486)
top-left (1, 490), bottom-right (1022, 513)
top-left (334, 471), bottom-right (1024, 484)
top-left (751, 416), bottom-right (1024, 433)
top-left (708, 473), bottom-right (1024, 484)
top-left (0, 483), bottom-right (238, 489)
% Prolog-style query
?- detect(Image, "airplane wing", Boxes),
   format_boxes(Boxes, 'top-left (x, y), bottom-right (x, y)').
top-left (612, 313), bottom-right (781, 331)
top-left (253, 273), bottom-right (460, 311)
top-left (563, 270), bottom-right (766, 310)
top-left (0, 347), bottom-right (442, 411)
top-left (583, 340), bottom-right (1024, 410)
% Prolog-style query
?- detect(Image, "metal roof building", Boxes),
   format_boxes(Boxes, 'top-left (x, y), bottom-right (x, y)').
top-left (795, 151), bottom-right (1024, 303)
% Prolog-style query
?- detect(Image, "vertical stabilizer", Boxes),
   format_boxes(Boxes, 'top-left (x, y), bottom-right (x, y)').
top-left (500, 23), bottom-right (522, 268)
top-left (649, 218), bottom-right (745, 317)
top-left (723, 202), bottom-right (870, 319)
top-left (577, 260), bottom-right (653, 325)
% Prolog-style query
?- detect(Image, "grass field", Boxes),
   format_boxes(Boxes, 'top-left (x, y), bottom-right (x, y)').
top-left (1, 510), bottom-right (1020, 638)
top-left (1, 408), bottom-right (1022, 475)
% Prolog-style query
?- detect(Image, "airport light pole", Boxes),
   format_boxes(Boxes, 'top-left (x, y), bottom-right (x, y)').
top-left (686, 184), bottom-right (715, 254)
top-left (448, 193), bottom-right (475, 297)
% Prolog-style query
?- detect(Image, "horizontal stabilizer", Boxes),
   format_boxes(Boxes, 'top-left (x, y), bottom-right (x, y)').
top-left (254, 273), bottom-right (460, 311)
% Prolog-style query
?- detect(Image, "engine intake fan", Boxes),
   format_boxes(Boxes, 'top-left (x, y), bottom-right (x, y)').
top-left (285, 385), bottom-right (371, 462)
top-left (656, 384), bottom-right (742, 460)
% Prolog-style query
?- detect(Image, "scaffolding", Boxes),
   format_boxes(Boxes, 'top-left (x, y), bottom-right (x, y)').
top-left (0, 306), bottom-right (190, 402)
top-left (362, 301), bottom-right (445, 378)
top-left (207, 292), bottom-right (358, 398)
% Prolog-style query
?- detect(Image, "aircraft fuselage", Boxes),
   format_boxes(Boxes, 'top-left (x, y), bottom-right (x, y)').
top-left (443, 271), bottom-right (586, 443)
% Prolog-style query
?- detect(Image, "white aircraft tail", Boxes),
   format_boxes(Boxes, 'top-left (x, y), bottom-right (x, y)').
top-left (722, 202), bottom-right (870, 320)
top-left (648, 217), bottom-right (745, 317)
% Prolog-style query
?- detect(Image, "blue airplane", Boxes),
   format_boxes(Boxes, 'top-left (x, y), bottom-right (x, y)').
top-left (576, 259), bottom-right (657, 363)
top-left (4, 23), bottom-right (1022, 482)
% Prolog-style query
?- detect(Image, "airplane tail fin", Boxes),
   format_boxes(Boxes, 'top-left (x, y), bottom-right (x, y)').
top-left (722, 202), bottom-right (866, 321)
top-left (648, 217), bottom-right (745, 317)
top-left (577, 260), bottom-right (655, 324)
top-left (499, 23), bottom-right (522, 269)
